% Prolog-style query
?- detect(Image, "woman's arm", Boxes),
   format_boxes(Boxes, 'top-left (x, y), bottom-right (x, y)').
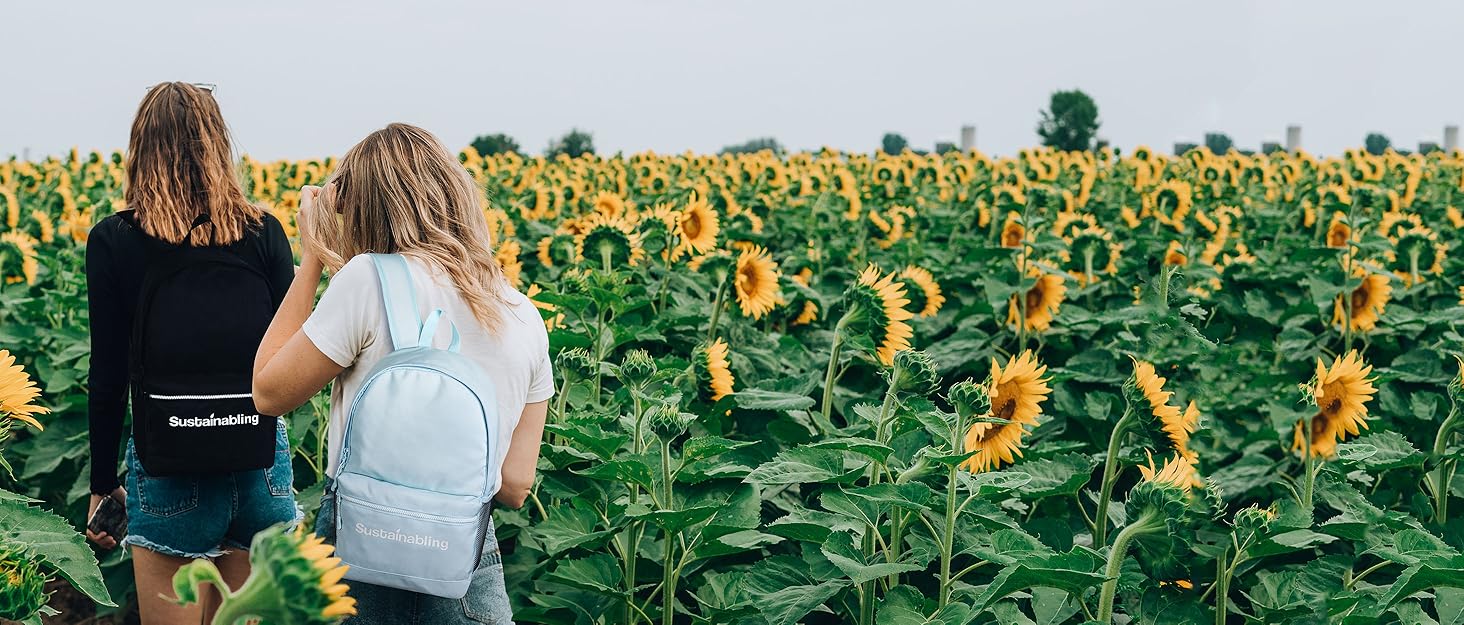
top-left (253, 186), bottom-right (344, 416)
top-left (84, 224), bottom-right (128, 548)
top-left (495, 400), bottom-right (548, 509)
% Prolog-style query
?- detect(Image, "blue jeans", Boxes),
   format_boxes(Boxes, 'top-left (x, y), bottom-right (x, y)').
top-left (314, 480), bottom-right (515, 625)
top-left (122, 422), bottom-right (300, 558)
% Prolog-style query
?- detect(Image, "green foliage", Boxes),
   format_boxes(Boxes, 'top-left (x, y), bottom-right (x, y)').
top-left (1036, 89), bottom-right (1101, 150)
top-left (546, 128), bottom-right (595, 158)
top-left (1204, 132), bottom-right (1234, 154)
top-left (469, 132), bottom-right (521, 157)
top-left (1366, 132), bottom-right (1392, 156)
top-left (721, 137), bottom-right (784, 155)
top-left (881, 133), bottom-right (909, 155)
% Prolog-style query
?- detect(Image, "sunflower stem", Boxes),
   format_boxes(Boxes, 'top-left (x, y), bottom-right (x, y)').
top-left (1097, 509), bottom-right (1161, 624)
top-left (1094, 407), bottom-right (1136, 546)
top-left (624, 391), bottom-right (649, 625)
top-left (819, 312), bottom-right (852, 433)
top-left (1299, 412), bottom-right (1318, 511)
top-left (1213, 546), bottom-right (1230, 625)
top-left (660, 438), bottom-right (677, 625)
top-left (706, 279), bottom-right (728, 343)
top-left (1431, 404), bottom-right (1461, 524)
top-left (938, 406), bottom-right (966, 609)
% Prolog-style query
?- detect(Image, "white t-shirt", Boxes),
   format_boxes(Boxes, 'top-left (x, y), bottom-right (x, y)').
top-left (302, 254), bottom-right (554, 496)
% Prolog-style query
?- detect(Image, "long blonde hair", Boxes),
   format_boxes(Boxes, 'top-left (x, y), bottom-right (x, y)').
top-left (125, 82), bottom-right (260, 245)
top-left (307, 123), bottom-right (508, 330)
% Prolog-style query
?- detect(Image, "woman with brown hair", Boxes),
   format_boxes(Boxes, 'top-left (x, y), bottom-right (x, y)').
top-left (85, 81), bottom-right (298, 624)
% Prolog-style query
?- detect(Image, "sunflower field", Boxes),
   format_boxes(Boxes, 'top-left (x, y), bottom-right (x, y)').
top-left (2, 144), bottom-right (1464, 624)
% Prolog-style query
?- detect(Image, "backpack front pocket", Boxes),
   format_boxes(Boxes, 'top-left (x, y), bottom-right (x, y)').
top-left (136, 389), bottom-right (275, 475)
top-left (332, 472), bottom-right (486, 598)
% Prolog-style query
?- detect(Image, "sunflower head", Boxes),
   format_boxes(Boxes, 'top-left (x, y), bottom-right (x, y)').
top-left (960, 351), bottom-right (1050, 473)
top-left (0, 542), bottom-right (47, 622)
top-left (1125, 359), bottom-right (1189, 456)
top-left (897, 266), bottom-right (945, 318)
top-left (175, 525), bottom-right (356, 624)
top-left (0, 350), bottom-right (48, 432)
top-left (694, 339), bottom-right (735, 401)
top-left (1331, 267), bottom-right (1390, 333)
top-left (555, 347), bottom-right (597, 383)
top-left (1006, 265), bottom-right (1066, 333)
top-left (843, 265), bottom-right (915, 366)
top-left (946, 378), bottom-right (991, 420)
top-left (575, 214), bottom-right (646, 269)
top-left (1326, 212), bottom-right (1352, 248)
top-left (675, 193), bottom-right (720, 258)
top-left (537, 232), bottom-right (578, 269)
top-left (590, 190), bottom-right (628, 220)
top-left (1000, 211), bottom-right (1026, 248)
top-left (887, 350), bottom-right (940, 398)
top-left (619, 349), bottom-right (656, 389)
top-left (648, 402), bottom-right (694, 440)
top-left (733, 246), bottom-right (780, 320)
top-left (1138, 452), bottom-right (1201, 494)
top-left (1294, 351), bottom-right (1376, 458)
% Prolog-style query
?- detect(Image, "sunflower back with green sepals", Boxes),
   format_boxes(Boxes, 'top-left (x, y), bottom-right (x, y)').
top-left (889, 350), bottom-right (939, 397)
top-left (0, 542), bottom-right (47, 622)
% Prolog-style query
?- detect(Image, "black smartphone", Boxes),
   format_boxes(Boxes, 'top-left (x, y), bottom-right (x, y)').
top-left (86, 494), bottom-right (127, 542)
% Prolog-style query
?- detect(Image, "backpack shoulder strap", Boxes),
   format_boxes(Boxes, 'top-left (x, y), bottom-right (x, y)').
top-left (368, 254), bottom-right (422, 351)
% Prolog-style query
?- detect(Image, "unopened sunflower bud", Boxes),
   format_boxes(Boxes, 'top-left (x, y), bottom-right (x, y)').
top-left (889, 350), bottom-right (940, 397)
top-left (947, 378), bottom-right (991, 418)
top-left (0, 543), bottom-right (46, 622)
top-left (1233, 505), bottom-right (1275, 534)
top-left (556, 348), bottom-right (596, 381)
top-left (648, 403), bottom-right (692, 440)
top-left (619, 349), bottom-right (656, 388)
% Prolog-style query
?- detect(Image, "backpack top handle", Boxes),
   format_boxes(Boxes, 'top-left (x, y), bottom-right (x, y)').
top-left (369, 254), bottom-right (460, 352)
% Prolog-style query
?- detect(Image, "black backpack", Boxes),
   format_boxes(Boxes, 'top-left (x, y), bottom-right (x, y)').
top-left (127, 214), bottom-right (278, 476)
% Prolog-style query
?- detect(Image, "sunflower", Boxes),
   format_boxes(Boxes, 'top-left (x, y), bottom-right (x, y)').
top-left (0, 350), bottom-right (47, 431)
top-left (1128, 360), bottom-right (1191, 457)
top-left (1057, 217), bottom-right (1121, 286)
top-left (1382, 218), bottom-right (1447, 286)
top-left (590, 190), bottom-right (628, 220)
top-left (1146, 180), bottom-right (1193, 231)
top-left (1157, 240), bottom-right (1186, 267)
top-left (0, 232), bottom-right (39, 285)
top-left (1325, 211), bottom-right (1351, 248)
top-left (793, 301), bottom-right (819, 326)
top-left (897, 265), bottom-right (945, 318)
top-left (524, 284), bottom-right (564, 332)
top-left (846, 264), bottom-right (914, 366)
top-left (1331, 266), bottom-right (1390, 332)
top-left (1294, 351), bottom-right (1376, 458)
top-left (992, 183), bottom-right (1026, 208)
top-left (961, 351), bottom-right (1051, 473)
top-left (674, 193), bottom-right (720, 259)
top-left (697, 338), bottom-right (736, 401)
top-left (536, 232), bottom-right (577, 269)
top-left (1000, 211), bottom-right (1025, 248)
top-left (494, 240), bottom-right (523, 288)
top-left (733, 246), bottom-right (780, 319)
top-left (1139, 452), bottom-right (1200, 492)
top-left (574, 213), bottom-right (646, 269)
top-left (1006, 265), bottom-right (1065, 333)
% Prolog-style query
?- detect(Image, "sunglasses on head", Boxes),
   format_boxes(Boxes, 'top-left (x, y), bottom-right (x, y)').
top-left (144, 82), bottom-right (216, 93)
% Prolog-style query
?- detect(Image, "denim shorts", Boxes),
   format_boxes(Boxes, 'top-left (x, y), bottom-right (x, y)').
top-left (122, 421), bottom-right (300, 558)
top-left (314, 480), bottom-right (515, 625)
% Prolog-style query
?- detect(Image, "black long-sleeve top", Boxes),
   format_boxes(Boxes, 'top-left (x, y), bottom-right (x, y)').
top-left (86, 210), bottom-right (294, 495)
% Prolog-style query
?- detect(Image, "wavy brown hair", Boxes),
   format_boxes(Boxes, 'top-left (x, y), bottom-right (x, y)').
top-left (307, 123), bottom-right (509, 330)
top-left (125, 82), bottom-right (260, 245)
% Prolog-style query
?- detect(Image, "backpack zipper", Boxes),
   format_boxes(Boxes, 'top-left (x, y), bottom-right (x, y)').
top-left (146, 393), bottom-right (253, 400)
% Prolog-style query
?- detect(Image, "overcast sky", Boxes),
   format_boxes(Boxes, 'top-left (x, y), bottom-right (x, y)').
top-left (4, 1), bottom-right (1460, 160)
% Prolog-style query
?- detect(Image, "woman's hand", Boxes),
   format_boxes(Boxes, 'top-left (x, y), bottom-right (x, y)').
top-left (85, 487), bottom-right (126, 549)
top-left (297, 185), bottom-right (325, 274)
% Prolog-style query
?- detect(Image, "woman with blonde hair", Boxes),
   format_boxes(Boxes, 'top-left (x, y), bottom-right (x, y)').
top-left (86, 81), bottom-right (299, 624)
top-left (253, 123), bottom-right (552, 624)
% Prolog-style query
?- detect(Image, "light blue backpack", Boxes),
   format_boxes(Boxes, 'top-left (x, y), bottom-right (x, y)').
top-left (329, 254), bottom-right (499, 599)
